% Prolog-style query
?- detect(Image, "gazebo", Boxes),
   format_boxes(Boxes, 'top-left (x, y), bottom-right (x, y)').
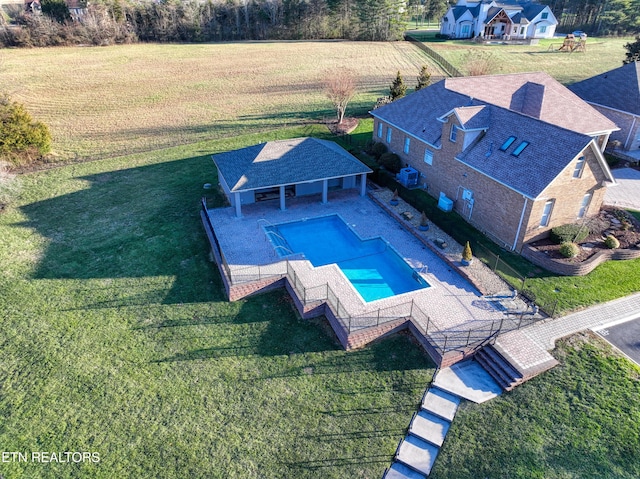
top-left (212, 137), bottom-right (372, 217)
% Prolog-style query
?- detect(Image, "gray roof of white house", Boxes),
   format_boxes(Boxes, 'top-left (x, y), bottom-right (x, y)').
top-left (568, 62), bottom-right (640, 116)
top-left (371, 74), bottom-right (616, 199)
top-left (212, 137), bottom-right (371, 193)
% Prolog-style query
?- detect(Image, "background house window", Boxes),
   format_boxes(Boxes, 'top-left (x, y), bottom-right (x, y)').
top-left (450, 125), bottom-right (458, 142)
top-left (404, 137), bottom-right (410, 154)
top-left (540, 199), bottom-right (554, 226)
top-left (386, 127), bottom-right (392, 143)
top-left (377, 123), bottom-right (383, 138)
top-left (578, 193), bottom-right (591, 219)
top-left (539, 25), bottom-right (547, 33)
top-left (424, 149), bottom-right (433, 165)
top-left (541, 12), bottom-right (548, 19)
top-left (573, 156), bottom-right (586, 178)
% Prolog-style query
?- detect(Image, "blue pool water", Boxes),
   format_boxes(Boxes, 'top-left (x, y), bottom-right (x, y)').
top-left (266, 215), bottom-right (429, 302)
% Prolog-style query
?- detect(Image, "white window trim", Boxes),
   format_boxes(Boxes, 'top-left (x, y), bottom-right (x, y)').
top-left (450, 125), bottom-right (458, 143)
top-left (424, 149), bottom-right (433, 165)
top-left (573, 156), bottom-right (586, 178)
top-left (540, 199), bottom-right (554, 227)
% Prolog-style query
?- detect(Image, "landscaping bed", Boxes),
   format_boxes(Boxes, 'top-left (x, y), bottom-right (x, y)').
top-left (529, 207), bottom-right (640, 263)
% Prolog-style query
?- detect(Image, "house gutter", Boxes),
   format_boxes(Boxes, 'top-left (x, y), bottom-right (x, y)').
top-left (513, 196), bottom-right (528, 251)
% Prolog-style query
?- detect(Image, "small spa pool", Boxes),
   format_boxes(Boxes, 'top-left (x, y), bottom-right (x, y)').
top-left (265, 215), bottom-right (429, 302)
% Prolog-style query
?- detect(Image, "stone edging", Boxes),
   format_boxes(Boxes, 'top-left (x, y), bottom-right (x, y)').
top-left (521, 243), bottom-right (640, 276)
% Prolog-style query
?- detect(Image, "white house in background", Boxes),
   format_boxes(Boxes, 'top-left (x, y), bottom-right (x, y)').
top-left (440, 0), bottom-right (557, 40)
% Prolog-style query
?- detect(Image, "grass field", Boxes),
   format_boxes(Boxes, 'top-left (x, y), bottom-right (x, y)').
top-left (0, 125), bottom-right (436, 478)
top-left (0, 42), bottom-right (438, 163)
top-left (423, 36), bottom-right (634, 84)
top-left (432, 332), bottom-right (640, 479)
top-left (3, 39), bottom-right (640, 478)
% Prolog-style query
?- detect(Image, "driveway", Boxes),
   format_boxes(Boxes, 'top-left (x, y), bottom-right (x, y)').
top-left (604, 167), bottom-right (640, 211)
top-left (594, 316), bottom-right (640, 366)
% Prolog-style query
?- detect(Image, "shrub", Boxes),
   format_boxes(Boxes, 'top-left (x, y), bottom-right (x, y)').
top-left (604, 235), bottom-right (620, 249)
top-left (370, 142), bottom-right (388, 160)
top-left (550, 224), bottom-right (589, 244)
top-left (559, 242), bottom-right (580, 258)
top-left (462, 241), bottom-right (473, 261)
top-left (378, 152), bottom-right (402, 174)
top-left (0, 94), bottom-right (52, 167)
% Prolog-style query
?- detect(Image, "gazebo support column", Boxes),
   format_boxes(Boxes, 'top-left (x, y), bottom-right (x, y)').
top-left (279, 185), bottom-right (286, 211)
top-left (234, 192), bottom-right (242, 218)
top-left (322, 179), bottom-right (328, 204)
top-left (359, 173), bottom-right (367, 196)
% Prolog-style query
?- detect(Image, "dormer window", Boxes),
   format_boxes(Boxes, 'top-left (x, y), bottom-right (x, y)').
top-left (512, 141), bottom-right (529, 157)
top-left (499, 136), bottom-right (516, 151)
top-left (450, 125), bottom-right (458, 143)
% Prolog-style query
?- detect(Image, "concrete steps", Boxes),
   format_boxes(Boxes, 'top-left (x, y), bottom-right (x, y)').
top-left (421, 386), bottom-right (460, 422)
top-left (383, 385), bottom-right (462, 478)
top-left (475, 345), bottom-right (524, 391)
top-left (409, 411), bottom-right (450, 447)
top-left (395, 434), bottom-right (440, 477)
top-left (383, 461), bottom-right (427, 479)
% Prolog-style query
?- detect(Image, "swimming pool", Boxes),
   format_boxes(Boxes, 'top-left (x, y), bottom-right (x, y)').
top-left (265, 215), bottom-right (429, 302)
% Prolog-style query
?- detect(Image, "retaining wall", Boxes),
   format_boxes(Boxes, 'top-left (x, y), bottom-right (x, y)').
top-left (521, 244), bottom-right (640, 276)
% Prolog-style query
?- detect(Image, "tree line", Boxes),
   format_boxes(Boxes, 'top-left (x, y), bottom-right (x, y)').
top-left (0, 0), bottom-right (446, 47)
top-left (539, 0), bottom-right (639, 35)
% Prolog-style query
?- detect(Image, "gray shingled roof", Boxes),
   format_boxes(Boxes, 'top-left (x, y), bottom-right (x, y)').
top-left (212, 137), bottom-right (371, 193)
top-left (371, 81), bottom-right (467, 147)
top-left (521, 3), bottom-right (546, 19)
top-left (443, 73), bottom-right (619, 134)
top-left (456, 106), bottom-right (595, 198)
top-left (453, 105), bottom-right (491, 129)
top-left (370, 74), bottom-right (616, 198)
top-left (568, 62), bottom-right (640, 116)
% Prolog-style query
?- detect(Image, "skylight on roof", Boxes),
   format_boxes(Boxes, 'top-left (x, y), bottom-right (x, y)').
top-left (499, 136), bottom-right (516, 151)
top-left (512, 141), bottom-right (530, 157)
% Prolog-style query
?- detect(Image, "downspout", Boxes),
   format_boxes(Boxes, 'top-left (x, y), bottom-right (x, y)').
top-left (623, 116), bottom-right (637, 150)
top-left (513, 196), bottom-right (528, 251)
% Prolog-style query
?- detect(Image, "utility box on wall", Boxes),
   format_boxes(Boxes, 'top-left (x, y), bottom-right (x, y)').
top-left (438, 192), bottom-right (454, 212)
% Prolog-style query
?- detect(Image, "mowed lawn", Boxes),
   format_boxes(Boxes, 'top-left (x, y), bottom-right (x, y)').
top-left (432, 333), bottom-right (640, 479)
top-left (1, 41), bottom-right (437, 162)
top-left (427, 36), bottom-right (633, 84)
top-left (0, 126), bottom-right (436, 478)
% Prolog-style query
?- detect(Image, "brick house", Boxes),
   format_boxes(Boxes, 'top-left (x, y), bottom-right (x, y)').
top-left (370, 72), bottom-right (618, 252)
top-left (568, 62), bottom-right (640, 154)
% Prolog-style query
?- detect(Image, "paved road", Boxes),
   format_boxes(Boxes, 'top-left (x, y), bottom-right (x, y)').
top-left (595, 316), bottom-right (640, 366)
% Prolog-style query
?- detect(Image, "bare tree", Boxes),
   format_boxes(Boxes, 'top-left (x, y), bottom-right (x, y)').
top-left (323, 68), bottom-right (356, 125)
top-left (462, 50), bottom-right (500, 76)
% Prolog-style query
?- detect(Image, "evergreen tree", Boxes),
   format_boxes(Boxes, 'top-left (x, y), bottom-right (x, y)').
top-left (41, 0), bottom-right (72, 23)
top-left (389, 71), bottom-right (406, 101)
top-left (415, 65), bottom-right (431, 91)
top-left (623, 36), bottom-right (640, 64)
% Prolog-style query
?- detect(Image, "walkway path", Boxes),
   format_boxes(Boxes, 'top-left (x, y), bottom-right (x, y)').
top-left (518, 291), bottom-right (640, 351)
